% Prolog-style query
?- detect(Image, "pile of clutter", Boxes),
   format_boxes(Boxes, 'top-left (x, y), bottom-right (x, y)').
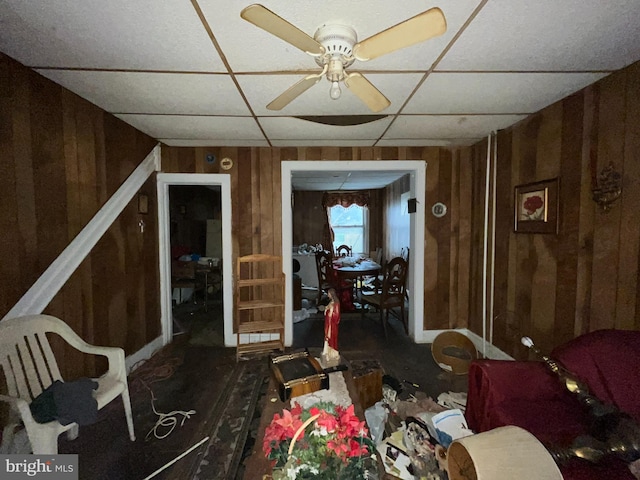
top-left (363, 375), bottom-right (473, 480)
top-left (363, 331), bottom-right (481, 479)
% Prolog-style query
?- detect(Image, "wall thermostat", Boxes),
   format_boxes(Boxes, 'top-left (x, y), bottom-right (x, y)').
top-left (432, 202), bottom-right (447, 218)
top-left (220, 157), bottom-right (233, 170)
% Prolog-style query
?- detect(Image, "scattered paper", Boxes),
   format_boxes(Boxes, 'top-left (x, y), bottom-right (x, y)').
top-left (377, 432), bottom-right (415, 480)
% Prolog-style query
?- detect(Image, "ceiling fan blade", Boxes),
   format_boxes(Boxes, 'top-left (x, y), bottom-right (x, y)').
top-left (240, 4), bottom-right (324, 55)
top-left (267, 74), bottom-right (322, 110)
top-left (344, 72), bottom-right (390, 113)
top-left (353, 7), bottom-right (447, 61)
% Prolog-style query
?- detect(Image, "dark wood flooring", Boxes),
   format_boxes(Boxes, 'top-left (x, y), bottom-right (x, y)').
top-left (57, 293), bottom-right (468, 480)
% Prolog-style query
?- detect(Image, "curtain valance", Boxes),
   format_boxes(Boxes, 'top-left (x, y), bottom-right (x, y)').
top-left (321, 191), bottom-right (370, 208)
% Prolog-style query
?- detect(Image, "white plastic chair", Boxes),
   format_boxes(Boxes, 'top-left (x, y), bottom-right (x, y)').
top-left (0, 314), bottom-right (135, 454)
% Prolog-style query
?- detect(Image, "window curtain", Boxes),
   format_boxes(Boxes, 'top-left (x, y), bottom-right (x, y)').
top-left (321, 191), bottom-right (370, 253)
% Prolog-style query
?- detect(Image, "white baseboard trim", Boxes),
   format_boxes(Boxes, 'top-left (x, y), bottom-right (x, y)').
top-left (125, 336), bottom-right (165, 374)
top-left (415, 328), bottom-right (514, 360)
top-left (461, 329), bottom-right (514, 360)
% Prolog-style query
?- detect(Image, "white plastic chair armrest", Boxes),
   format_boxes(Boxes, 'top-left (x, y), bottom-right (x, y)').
top-left (61, 335), bottom-right (126, 378)
top-left (0, 394), bottom-right (34, 421)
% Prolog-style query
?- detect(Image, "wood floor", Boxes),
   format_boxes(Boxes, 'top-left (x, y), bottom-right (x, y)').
top-left (57, 295), bottom-right (468, 480)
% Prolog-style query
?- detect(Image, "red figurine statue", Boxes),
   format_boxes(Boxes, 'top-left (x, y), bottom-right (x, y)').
top-left (322, 288), bottom-right (341, 363)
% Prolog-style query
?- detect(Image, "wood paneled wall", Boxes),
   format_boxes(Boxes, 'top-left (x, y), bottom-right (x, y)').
top-left (0, 53), bottom-right (159, 378)
top-left (292, 191), bottom-right (326, 248)
top-left (161, 146), bottom-right (474, 332)
top-left (471, 61), bottom-right (640, 359)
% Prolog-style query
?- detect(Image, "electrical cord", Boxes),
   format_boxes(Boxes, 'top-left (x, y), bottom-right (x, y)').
top-left (128, 350), bottom-right (196, 441)
top-left (143, 382), bottom-right (196, 441)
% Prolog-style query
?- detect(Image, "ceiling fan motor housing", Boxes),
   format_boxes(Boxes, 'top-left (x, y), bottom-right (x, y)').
top-left (314, 24), bottom-right (357, 70)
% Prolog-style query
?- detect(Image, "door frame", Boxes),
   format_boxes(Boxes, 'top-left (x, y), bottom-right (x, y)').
top-left (157, 173), bottom-right (234, 346)
top-left (281, 160), bottom-right (426, 345)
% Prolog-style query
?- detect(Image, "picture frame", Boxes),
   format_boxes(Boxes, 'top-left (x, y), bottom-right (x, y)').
top-left (514, 178), bottom-right (559, 234)
top-left (137, 193), bottom-right (149, 214)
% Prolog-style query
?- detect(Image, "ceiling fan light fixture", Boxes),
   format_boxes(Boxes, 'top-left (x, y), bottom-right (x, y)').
top-left (241, 5), bottom-right (447, 112)
top-left (313, 24), bottom-right (357, 68)
top-left (329, 81), bottom-right (342, 100)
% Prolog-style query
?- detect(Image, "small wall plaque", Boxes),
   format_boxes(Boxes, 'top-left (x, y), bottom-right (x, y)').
top-left (432, 202), bottom-right (447, 218)
top-left (220, 157), bottom-right (234, 170)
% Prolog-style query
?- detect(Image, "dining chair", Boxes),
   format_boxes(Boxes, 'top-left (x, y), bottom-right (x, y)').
top-left (336, 244), bottom-right (352, 257)
top-left (360, 256), bottom-right (408, 337)
top-left (314, 250), bottom-right (336, 304)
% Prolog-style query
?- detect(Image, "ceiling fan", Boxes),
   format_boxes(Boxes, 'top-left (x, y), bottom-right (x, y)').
top-left (240, 4), bottom-right (447, 113)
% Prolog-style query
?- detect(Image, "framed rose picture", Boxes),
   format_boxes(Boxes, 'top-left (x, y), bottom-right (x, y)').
top-left (514, 178), bottom-right (559, 233)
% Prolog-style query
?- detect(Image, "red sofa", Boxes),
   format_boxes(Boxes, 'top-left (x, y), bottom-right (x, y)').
top-left (465, 329), bottom-right (640, 480)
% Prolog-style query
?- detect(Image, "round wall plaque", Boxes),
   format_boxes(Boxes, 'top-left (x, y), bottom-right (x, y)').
top-left (432, 202), bottom-right (447, 218)
top-left (220, 157), bottom-right (233, 170)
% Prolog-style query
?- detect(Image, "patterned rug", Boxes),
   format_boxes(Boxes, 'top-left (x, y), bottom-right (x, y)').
top-left (189, 359), bottom-right (269, 480)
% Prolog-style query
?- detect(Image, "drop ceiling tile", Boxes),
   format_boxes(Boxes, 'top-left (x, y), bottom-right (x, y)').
top-left (199, 0), bottom-right (482, 72)
top-left (405, 72), bottom-right (609, 114)
top-left (437, 0), bottom-right (640, 71)
top-left (270, 139), bottom-right (375, 147)
top-left (259, 116), bottom-right (393, 141)
top-left (114, 115), bottom-right (265, 141)
top-left (36, 70), bottom-right (250, 115)
top-left (0, 1), bottom-right (225, 71)
top-left (238, 73), bottom-right (423, 116)
top-left (160, 139), bottom-right (270, 147)
top-left (387, 115), bottom-right (528, 139)
top-left (376, 139), bottom-right (460, 147)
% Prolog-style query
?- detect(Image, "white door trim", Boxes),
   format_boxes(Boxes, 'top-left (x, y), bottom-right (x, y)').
top-left (157, 173), bottom-right (234, 347)
top-left (281, 160), bottom-right (426, 344)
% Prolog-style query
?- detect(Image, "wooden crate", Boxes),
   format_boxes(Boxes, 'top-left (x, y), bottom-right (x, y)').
top-left (351, 359), bottom-right (384, 410)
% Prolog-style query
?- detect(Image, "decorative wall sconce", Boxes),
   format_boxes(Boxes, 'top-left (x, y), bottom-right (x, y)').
top-left (591, 163), bottom-right (622, 212)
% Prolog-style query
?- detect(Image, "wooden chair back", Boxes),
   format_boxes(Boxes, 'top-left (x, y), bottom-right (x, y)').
top-left (314, 250), bottom-right (335, 303)
top-left (379, 256), bottom-right (408, 308)
top-left (361, 256), bottom-right (408, 337)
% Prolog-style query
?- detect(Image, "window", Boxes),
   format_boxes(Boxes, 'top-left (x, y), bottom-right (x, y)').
top-left (329, 203), bottom-right (368, 254)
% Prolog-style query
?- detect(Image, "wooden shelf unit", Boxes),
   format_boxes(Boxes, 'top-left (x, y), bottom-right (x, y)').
top-left (236, 254), bottom-right (285, 360)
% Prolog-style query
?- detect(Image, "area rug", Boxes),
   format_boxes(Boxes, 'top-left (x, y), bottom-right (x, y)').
top-left (189, 359), bottom-right (269, 480)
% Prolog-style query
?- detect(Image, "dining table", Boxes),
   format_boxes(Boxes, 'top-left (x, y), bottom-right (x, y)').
top-left (333, 257), bottom-right (382, 304)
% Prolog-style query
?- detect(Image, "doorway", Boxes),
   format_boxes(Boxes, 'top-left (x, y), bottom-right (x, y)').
top-left (281, 161), bottom-right (426, 346)
top-left (157, 173), bottom-right (234, 346)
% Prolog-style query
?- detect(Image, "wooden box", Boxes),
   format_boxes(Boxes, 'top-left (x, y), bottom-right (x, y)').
top-left (269, 350), bottom-right (329, 402)
top-left (351, 359), bottom-right (384, 410)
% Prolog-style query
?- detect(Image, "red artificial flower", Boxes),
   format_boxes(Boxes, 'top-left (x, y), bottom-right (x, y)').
top-left (523, 195), bottom-right (544, 214)
top-left (312, 408), bottom-right (339, 433)
top-left (347, 438), bottom-right (369, 457)
top-left (275, 409), bottom-right (304, 438)
top-left (262, 408), bottom-right (304, 457)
